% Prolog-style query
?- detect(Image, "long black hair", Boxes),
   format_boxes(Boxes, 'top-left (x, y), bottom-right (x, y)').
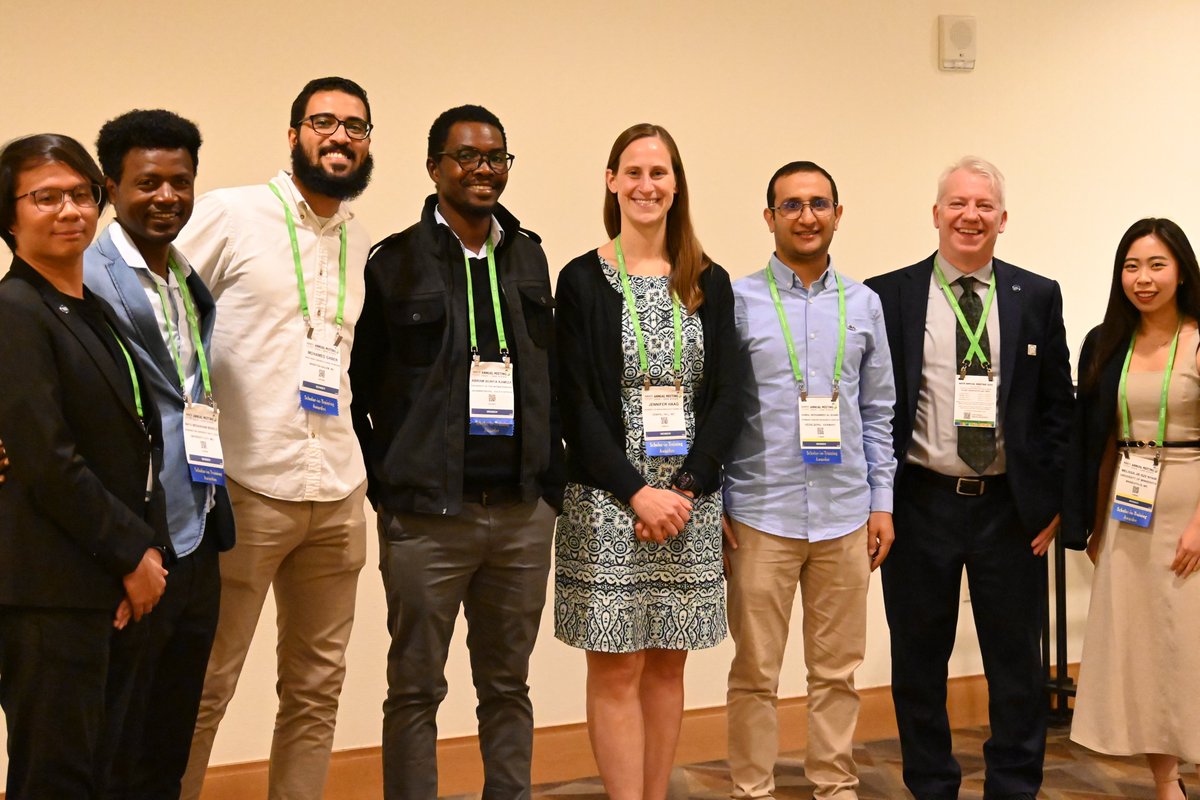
top-left (1081, 217), bottom-right (1200, 393)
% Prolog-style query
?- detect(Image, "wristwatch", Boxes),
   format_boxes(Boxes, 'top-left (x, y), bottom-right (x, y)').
top-left (671, 470), bottom-right (698, 493)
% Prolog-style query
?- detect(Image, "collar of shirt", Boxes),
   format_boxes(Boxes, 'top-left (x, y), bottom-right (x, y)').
top-left (434, 205), bottom-right (503, 259)
top-left (271, 170), bottom-right (354, 230)
top-left (936, 251), bottom-right (994, 295)
top-left (109, 221), bottom-right (193, 285)
top-left (769, 253), bottom-right (834, 296)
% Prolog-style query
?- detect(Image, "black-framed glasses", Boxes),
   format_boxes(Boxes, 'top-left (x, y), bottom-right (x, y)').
top-left (770, 198), bottom-right (836, 220)
top-left (295, 114), bottom-right (373, 140)
top-left (14, 183), bottom-right (103, 213)
top-left (437, 148), bottom-right (516, 174)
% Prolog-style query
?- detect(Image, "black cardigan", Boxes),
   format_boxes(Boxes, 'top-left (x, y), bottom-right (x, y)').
top-left (1061, 327), bottom-right (1120, 550)
top-left (555, 250), bottom-right (744, 502)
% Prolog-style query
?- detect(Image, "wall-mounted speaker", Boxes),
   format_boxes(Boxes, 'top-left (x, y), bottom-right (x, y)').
top-left (939, 15), bottom-right (977, 71)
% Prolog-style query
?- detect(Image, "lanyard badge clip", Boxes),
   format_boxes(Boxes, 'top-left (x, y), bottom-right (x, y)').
top-left (831, 382), bottom-right (840, 403)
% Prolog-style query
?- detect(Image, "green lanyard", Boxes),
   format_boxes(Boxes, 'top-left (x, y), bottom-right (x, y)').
top-left (153, 257), bottom-right (214, 402)
top-left (615, 234), bottom-right (682, 389)
top-left (933, 256), bottom-right (997, 374)
top-left (765, 261), bottom-right (846, 401)
top-left (108, 325), bottom-right (144, 421)
top-left (268, 183), bottom-right (347, 341)
top-left (464, 237), bottom-right (509, 363)
top-left (1118, 322), bottom-right (1180, 453)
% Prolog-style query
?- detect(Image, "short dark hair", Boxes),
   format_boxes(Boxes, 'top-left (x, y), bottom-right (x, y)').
top-left (0, 133), bottom-right (107, 251)
top-left (290, 76), bottom-right (371, 127)
top-left (427, 105), bottom-right (506, 159)
top-left (96, 109), bottom-right (202, 183)
top-left (766, 160), bottom-right (839, 208)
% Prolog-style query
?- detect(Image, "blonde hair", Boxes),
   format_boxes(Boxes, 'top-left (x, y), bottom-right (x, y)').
top-left (936, 155), bottom-right (1006, 210)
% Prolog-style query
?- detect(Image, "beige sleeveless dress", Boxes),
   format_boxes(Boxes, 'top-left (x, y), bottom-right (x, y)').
top-left (1071, 328), bottom-right (1200, 763)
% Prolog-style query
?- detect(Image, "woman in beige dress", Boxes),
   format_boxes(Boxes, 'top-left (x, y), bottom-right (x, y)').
top-left (1063, 217), bottom-right (1200, 800)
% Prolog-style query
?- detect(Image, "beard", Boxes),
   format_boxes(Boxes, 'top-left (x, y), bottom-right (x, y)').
top-left (290, 141), bottom-right (374, 202)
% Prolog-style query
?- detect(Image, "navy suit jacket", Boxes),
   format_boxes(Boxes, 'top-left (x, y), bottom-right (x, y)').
top-left (864, 253), bottom-right (1075, 534)
top-left (0, 259), bottom-right (171, 610)
top-left (83, 227), bottom-right (235, 553)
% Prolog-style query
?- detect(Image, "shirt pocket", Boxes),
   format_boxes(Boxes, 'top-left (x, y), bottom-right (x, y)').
top-left (389, 294), bottom-right (447, 368)
top-left (517, 281), bottom-right (556, 350)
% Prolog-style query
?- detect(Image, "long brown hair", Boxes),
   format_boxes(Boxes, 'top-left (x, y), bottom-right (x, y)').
top-left (1081, 217), bottom-right (1200, 394)
top-left (602, 123), bottom-right (709, 313)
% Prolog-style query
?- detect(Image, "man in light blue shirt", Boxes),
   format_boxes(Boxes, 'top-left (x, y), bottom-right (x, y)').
top-left (723, 161), bottom-right (897, 800)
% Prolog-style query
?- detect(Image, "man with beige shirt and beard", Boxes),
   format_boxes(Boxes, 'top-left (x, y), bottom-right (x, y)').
top-left (175, 76), bottom-right (376, 800)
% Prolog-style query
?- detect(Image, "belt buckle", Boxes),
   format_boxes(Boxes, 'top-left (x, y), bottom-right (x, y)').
top-left (955, 477), bottom-right (985, 497)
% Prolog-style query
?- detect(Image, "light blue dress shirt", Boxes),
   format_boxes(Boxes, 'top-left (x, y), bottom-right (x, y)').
top-left (723, 256), bottom-right (897, 541)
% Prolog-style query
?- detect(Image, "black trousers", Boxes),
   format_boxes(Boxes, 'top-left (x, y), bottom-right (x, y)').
top-left (0, 605), bottom-right (114, 799)
top-left (883, 468), bottom-right (1046, 800)
top-left (101, 531), bottom-right (221, 800)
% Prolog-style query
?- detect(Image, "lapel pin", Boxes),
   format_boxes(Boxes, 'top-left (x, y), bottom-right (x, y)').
top-left (1027, 344), bottom-right (1037, 356)
top-left (1012, 284), bottom-right (1021, 292)
top-left (58, 304), bottom-right (69, 314)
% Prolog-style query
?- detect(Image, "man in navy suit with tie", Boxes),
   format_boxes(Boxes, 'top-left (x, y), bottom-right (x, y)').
top-left (84, 109), bottom-right (235, 799)
top-left (864, 157), bottom-right (1073, 800)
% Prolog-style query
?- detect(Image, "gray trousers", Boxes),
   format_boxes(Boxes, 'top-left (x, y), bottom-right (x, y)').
top-left (378, 498), bottom-right (556, 800)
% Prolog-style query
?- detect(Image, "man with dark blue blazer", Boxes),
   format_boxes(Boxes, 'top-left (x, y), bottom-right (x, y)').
top-left (84, 109), bottom-right (235, 799)
top-left (864, 157), bottom-right (1073, 800)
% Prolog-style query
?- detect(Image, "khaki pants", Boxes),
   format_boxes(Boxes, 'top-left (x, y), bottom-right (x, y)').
top-left (180, 479), bottom-right (367, 800)
top-left (726, 520), bottom-right (869, 800)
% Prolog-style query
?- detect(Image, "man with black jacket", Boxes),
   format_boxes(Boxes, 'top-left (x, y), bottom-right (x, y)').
top-left (350, 104), bottom-right (563, 800)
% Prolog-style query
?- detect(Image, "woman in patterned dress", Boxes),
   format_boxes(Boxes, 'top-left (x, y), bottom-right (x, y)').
top-left (1063, 218), bottom-right (1200, 800)
top-left (553, 123), bottom-right (743, 799)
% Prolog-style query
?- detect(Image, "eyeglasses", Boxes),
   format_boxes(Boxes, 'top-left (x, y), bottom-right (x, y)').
top-left (14, 183), bottom-right (103, 213)
top-left (770, 198), bottom-right (836, 220)
top-left (437, 148), bottom-right (516, 174)
top-left (295, 114), bottom-right (373, 140)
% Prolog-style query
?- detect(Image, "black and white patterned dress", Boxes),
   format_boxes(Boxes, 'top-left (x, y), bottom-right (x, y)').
top-left (554, 257), bottom-right (726, 653)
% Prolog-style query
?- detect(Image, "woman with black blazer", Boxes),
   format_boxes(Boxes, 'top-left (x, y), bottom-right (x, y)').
top-left (1063, 218), bottom-right (1200, 800)
top-left (553, 123), bottom-right (742, 800)
top-left (0, 134), bottom-right (170, 797)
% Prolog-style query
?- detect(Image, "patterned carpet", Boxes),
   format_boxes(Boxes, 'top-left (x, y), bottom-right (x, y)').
top-left (463, 724), bottom-right (1196, 799)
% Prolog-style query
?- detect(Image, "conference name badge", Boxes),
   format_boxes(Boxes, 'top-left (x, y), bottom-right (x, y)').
top-left (1111, 453), bottom-right (1159, 528)
top-left (182, 404), bottom-right (225, 485)
top-left (643, 386), bottom-right (688, 456)
top-left (469, 361), bottom-right (516, 436)
top-left (300, 339), bottom-right (341, 415)
top-left (799, 396), bottom-right (842, 464)
top-left (953, 374), bottom-right (998, 427)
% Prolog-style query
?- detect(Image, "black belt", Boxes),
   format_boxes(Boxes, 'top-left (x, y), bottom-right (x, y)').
top-left (462, 485), bottom-right (523, 506)
top-left (1118, 439), bottom-right (1200, 449)
top-left (906, 464), bottom-right (1006, 497)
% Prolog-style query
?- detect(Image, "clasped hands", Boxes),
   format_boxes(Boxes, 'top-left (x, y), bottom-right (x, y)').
top-left (113, 548), bottom-right (169, 630)
top-left (630, 485), bottom-right (693, 544)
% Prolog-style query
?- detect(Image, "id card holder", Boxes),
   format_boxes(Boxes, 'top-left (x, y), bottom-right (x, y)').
top-left (1111, 452), bottom-right (1159, 527)
top-left (953, 374), bottom-right (998, 428)
top-left (469, 361), bottom-right (516, 436)
top-left (183, 404), bottom-right (226, 485)
top-left (643, 386), bottom-right (688, 456)
top-left (300, 339), bottom-right (341, 415)
top-left (799, 396), bottom-right (842, 464)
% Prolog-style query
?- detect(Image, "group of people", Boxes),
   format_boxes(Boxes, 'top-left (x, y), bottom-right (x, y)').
top-left (0, 72), bottom-right (1196, 800)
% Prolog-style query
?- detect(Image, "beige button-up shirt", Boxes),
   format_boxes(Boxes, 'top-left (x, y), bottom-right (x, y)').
top-left (176, 171), bottom-right (369, 501)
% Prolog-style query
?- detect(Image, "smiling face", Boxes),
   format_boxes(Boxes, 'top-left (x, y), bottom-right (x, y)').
top-left (428, 121), bottom-right (508, 219)
top-left (933, 168), bottom-right (1007, 271)
top-left (606, 135), bottom-right (676, 229)
top-left (9, 160), bottom-right (99, 269)
top-left (1122, 233), bottom-right (1181, 318)
top-left (765, 169), bottom-right (843, 268)
top-left (288, 90), bottom-right (373, 201)
top-left (107, 147), bottom-right (195, 252)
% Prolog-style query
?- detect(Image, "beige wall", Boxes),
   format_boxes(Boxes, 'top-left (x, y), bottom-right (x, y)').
top-left (2, 0), bottom-right (1197, 775)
